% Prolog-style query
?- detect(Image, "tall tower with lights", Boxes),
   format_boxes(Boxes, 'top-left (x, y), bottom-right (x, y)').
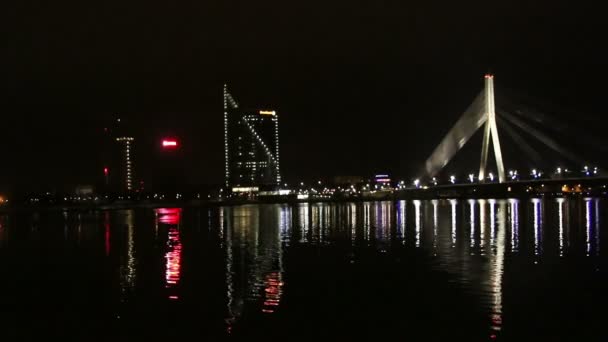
top-left (223, 85), bottom-right (281, 190)
top-left (102, 115), bottom-right (136, 192)
top-left (115, 136), bottom-right (135, 191)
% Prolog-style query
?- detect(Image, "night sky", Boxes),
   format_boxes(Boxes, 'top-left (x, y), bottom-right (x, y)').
top-left (4, 0), bottom-right (606, 193)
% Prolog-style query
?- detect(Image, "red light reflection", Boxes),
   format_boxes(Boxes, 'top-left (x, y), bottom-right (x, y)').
top-left (104, 211), bottom-right (110, 256)
top-left (156, 208), bottom-right (182, 225)
top-left (261, 272), bottom-right (283, 314)
top-left (165, 227), bottom-right (182, 300)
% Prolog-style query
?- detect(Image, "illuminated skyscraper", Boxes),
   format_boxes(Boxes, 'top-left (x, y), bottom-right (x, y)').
top-left (100, 115), bottom-right (136, 192)
top-left (224, 85), bottom-right (281, 190)
top-left (115, 136), bottom-right (135, 191)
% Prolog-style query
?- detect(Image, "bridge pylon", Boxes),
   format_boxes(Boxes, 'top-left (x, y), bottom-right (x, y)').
top-left (424, 74), bottom-right (507, 183)
top-left (479, 75), bottom-right (505, 183)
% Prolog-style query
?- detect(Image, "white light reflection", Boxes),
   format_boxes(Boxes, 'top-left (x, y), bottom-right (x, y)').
top-left (414, 200), bottom-right (421, 247)
top-left (120, 210), bottom-right (137, 300)
top-left (469, 199), bottom-right (476, 249)
top-left (223, 207), bottom-right (236, 334)
top-left (479, 200), bottom-right (486, 254)
top-left (376, 202), bottom-right (390, 244)
top-left (557, 198), bottom-right (565, 257)
top-left (532, 198), bottom-right (542, 258)
top-left (279, 206), bottom-right (291, 246)
top-left (585, 198), bottom-right (592, 256)
top-left (299, 203), bottom-right (310, 243)
top-left (397, 200), bottom-right (406, 243)
top-left (450, 199), bottom-right (457, 247)
top-left (489, 199), bottom-right (496, 250)
top-left (350, 203), bottom-right (357, 243)
top-left (315, 205), bottom-right (322, 243)
top-left (595, 199), bottom-right (600, 256)
top-left (432, 200), bottom-right (439, 251)
top-left (363, 202), bottom-right (371, 242)
top-left (509, 199), bottom-right (519, 253)
top-left (489, 200), bottom-right (506, 338)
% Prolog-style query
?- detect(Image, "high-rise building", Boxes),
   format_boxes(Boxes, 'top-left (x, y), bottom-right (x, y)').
top-left (115, 136), bottom-right (135, 191)
top-left (224, 85), bottom-right (281, 190)
top-left (100, 115), bottom-right (136, 193)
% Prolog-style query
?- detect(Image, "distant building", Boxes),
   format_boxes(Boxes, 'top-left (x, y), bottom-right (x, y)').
top-left (99, 117), bottom-right (137, 192)
top-left (224, 85), bottom-right (281, 191)
top-left (115, 137), bottom-right (135, 191)
top-left (373, 174), bottom-right (391, 184)
top-left (75, 185), bottom-right (95, 196)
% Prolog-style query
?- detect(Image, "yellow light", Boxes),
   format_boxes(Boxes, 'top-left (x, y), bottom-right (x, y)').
top-left (259, 110), bottom-right (276, 115)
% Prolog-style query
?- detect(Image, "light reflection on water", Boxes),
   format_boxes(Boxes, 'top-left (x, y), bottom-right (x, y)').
top-left (0, 197), bottom-right (604, 340)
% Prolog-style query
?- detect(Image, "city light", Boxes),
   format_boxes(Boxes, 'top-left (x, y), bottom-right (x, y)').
top-left (489, 173), bottom-right (494, 181)
top-left (162, 139), bottom-right (178, 148)
top-left (414, 179), bottom-right (420, 188)
top-left (450, 175), bottom-right (456, 184)
top-left (469, 174), bottom-right (475, 183)
top-left (531, 169), bottom-right (540, 179)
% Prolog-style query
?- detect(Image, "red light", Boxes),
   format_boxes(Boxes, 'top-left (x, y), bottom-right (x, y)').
top-left (103, 167), bottom-right (109, 176)
top-left (156, 208), bottom-right (182, 225)
top-left (162, 139), bottom-right (178, 148)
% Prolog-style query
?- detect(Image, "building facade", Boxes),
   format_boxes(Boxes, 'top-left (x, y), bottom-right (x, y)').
top-left (224, 85), bottom-right (281, 190)
top-left (115, 136), bottom-right (135, 191)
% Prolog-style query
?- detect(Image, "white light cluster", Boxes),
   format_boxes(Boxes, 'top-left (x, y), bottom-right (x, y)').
top-left (116, 136), bottom-right (135, 191)
top-left (223, 84), bottom-right (230, 187)
top-left (274, 114), bottom-right (281, 185)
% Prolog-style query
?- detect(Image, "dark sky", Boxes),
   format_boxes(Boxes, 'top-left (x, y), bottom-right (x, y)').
top-left (4, 0), bottom-right (606, 193)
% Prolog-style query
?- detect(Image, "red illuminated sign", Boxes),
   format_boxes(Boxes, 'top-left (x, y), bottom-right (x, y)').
top-left (162, 139), bottom-right (178, 148)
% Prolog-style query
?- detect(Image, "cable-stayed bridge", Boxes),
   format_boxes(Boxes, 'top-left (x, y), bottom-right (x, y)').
top-left (400, 74), bottom-right (608, 198)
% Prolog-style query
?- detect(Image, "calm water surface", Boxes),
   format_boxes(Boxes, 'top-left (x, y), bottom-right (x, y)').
top-left (0, 198), bottom-right (606, 341)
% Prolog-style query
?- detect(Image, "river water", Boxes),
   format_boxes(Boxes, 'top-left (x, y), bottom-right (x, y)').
top-left (0, 198), bottom-right (605, 341)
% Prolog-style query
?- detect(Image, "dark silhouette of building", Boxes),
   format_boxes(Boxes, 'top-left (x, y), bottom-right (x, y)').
top-left (224, 85), bottom-right (281, 191)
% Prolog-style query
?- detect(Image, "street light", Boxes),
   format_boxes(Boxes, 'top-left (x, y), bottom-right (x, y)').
top-left (468, 174), bottom-right (475, 183)
top-left (414, 179), bottom-right (420, 188)
top-left (450, 175), bottom-right (456, 184)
